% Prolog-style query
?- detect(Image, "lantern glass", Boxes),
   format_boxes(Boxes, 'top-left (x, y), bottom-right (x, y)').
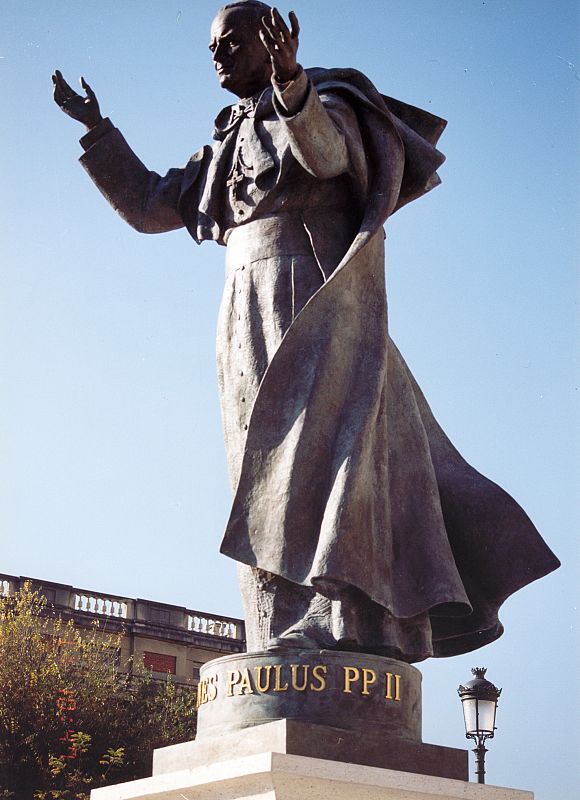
top-left (476, 699), bottom-right (497, 735)
top-left (461, 697), bottom-right (478, 735)
top-left (461, 697), bottom-right (497, 736)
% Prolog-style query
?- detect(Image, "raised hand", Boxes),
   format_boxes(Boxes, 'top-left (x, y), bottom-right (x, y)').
top-left (52, 70), bottom-right (103, 130)
top-left (259, 8), bottom-right (300, 84)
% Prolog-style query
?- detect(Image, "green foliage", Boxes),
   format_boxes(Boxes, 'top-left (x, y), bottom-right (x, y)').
top-left (99, 746), bottom-right (125, 771)
top-left (0, 583), bottom-right (197, 799)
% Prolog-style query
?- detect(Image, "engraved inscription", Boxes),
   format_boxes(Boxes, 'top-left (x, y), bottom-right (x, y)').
top-left (197, 662), bottom-right (402, 706)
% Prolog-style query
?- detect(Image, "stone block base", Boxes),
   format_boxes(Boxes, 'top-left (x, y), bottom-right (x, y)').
top-left (154, 719), bottom-right (467, 781)
top-left (91, 752), bottom-right (534, 800)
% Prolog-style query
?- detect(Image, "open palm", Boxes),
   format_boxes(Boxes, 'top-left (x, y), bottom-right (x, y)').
top-left (52, 70), bottom-right (102, 129)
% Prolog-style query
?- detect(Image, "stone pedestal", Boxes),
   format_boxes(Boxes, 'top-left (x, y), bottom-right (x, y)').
top-left (195, 650), bottom-right (422, 740)
top-left (91, 752), bottom-right (534, 800)
top-left (153, 719), bottom-right (467, 781)
top-left (90, 651), bottom-right (532, 799)
top-left (188, 649), bottom-right (466, 780)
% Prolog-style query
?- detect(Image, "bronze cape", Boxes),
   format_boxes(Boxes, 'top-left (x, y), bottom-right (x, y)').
top-left (209, 70), bottom-right (558, 657)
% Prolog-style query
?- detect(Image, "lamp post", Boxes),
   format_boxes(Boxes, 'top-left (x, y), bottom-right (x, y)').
top-left (457, 667), bottom-right (502, 784)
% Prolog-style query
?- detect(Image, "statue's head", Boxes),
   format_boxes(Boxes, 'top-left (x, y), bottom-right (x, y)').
top-left (210, 1), bottom-right (273, 99)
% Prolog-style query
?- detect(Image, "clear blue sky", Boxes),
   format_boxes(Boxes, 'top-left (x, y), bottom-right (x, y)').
top-left (1, 1), bottom-right (578, 796)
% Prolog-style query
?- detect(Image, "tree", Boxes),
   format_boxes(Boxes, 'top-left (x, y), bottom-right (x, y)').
top-left (0, 583), bottom-right (196, 799)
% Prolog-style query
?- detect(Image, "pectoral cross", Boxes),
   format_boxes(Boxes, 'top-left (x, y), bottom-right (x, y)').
top-left (226, 163), bottom-right (245, 199)
top-left (227, 143), bottom-right (254, 202)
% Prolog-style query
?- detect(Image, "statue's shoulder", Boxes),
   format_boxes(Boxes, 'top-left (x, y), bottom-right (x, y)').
top-left (305, 67), bottom-right (446, 147)
top-left (305, 67), bottom-right (394, 120)
top-left (306, 66), bottom-right (379, 98)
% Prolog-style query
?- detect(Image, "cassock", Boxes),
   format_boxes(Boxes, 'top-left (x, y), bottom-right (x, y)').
top-left (78, 67), bottom-right (559, 661)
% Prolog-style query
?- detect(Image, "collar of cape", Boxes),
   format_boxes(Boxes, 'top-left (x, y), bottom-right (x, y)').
top-left (180, 66), bottom-right (446, 244)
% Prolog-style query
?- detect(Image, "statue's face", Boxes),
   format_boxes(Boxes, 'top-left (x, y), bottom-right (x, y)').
top-left (209, 8), bottom-right (272, 98)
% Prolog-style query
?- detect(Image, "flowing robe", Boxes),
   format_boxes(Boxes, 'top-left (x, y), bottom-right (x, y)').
top-left (78, 67), bottom-right (559, 660)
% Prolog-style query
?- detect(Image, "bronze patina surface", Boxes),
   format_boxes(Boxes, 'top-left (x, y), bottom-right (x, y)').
top-left (53, 1), bottom-right (559, 664)
top-left (195, 650), bottom-right (420, 739)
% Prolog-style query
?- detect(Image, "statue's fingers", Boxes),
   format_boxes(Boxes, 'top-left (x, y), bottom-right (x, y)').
top-left (259, 28), bottom-right (277, 57)
top-left (55, 69), bottom-right (76, 96)
top-left (53, 71), bottom-right (65, 98)
top-left (261, 16), bottom-right (279, 43)
top-left (80, 76), bottom-right (96, 101)
top-left (288, 11), bottom-right (300, 40)
top-left (52, 75), bottom-right (69, 104)
top-left (271, 7), bottom-right (290, 38)
top-left (261, 26), bottom-right (284, 56)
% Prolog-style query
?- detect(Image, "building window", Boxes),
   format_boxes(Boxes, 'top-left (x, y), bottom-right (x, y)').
top-left (143, 651), bottom-right (176, 674)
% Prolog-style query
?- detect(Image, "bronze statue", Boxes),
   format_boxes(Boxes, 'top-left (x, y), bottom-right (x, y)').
top-left (53, 1), bottom-right (559, 662)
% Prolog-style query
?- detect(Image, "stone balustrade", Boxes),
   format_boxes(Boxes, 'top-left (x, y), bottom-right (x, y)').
top-left (188, 614), bottom-right (241, 640)
top-left (0, 572), bottom-right (245, 645)
top-left (74, 592), bottom-right (129, 618)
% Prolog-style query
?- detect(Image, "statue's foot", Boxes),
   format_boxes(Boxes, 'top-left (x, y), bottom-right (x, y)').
top-left (266, 630), bottom-right (326, 651)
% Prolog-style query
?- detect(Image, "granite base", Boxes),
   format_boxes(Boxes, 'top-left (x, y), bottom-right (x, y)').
top-left (91, 751), bottom-right (534, 800)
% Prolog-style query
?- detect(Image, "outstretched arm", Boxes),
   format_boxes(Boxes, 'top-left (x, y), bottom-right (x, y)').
top-left (52, 70), bottom-right (186, 234)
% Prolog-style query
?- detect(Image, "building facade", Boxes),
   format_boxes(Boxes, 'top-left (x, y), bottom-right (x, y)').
top-left (0, 573), bottom-right (245, 686)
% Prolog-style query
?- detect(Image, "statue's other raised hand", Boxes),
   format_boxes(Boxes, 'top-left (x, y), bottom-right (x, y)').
top-left (52, 70), bottom-right (103, 130)
top-left (260, 8), bottom-right (300, 84)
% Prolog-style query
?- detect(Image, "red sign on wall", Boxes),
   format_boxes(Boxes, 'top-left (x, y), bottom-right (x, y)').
top-left (143, 651), bottom-right (176, 674)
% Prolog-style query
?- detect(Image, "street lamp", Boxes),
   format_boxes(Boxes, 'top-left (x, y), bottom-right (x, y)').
top-left (457, 667), bottom-right (502, 784)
